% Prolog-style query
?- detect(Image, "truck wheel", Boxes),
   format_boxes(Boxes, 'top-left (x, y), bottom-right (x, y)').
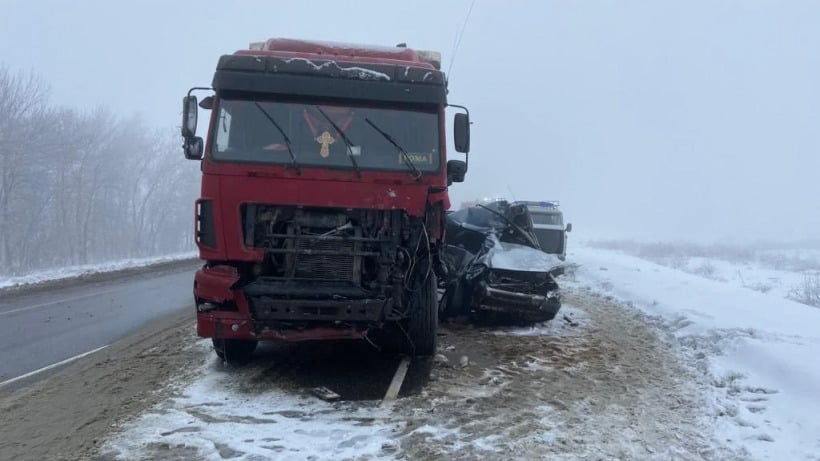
top-left (408, 271), bottom-right (438, 356)
top-left (212, 338), bottom-right (257, 365)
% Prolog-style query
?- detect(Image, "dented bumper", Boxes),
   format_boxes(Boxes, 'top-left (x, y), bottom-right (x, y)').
top-left (193, 265), bottom-right (378, 342)
top-left (476, 283), bottom-right (562, 321)
top-left (481, 285), bottom-right (560, 310)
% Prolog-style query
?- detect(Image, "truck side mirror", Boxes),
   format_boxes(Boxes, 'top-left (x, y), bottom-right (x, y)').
top-left (566, 223), bottom-right (573, 233)
top-left (184, 136), bottom-right (204, 160)
top-left (447, 159), bottom-right (467, 184)
top-left (454, 112), bottom-right (470, 153)
top-left (182, 95), bottom-right (198, 138)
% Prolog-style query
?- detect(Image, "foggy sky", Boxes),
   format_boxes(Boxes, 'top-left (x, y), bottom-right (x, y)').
top-left (3, 0), bottom-right (819, 243)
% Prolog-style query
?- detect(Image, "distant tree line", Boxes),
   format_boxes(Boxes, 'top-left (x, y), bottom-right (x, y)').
top-left (0, 65), bottom-right (199, 277)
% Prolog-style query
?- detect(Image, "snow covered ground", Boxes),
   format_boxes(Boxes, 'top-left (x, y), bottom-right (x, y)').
top-left (587, 241), bottom-right (820, 306)
top-left (98, 244), bottom-right (820, 460)
top-left (103, 342), bottom-right (399, 460)
top-left (0, 252), bottom-right (197, 290)
top-left (103, 298), bottom-right (723, 461)
top-left (100, 298), bottom-right (737, 460)
top-left (567, 245), bottom-right (820, 460)
top-left (669, 254), bottom-right (815, 301)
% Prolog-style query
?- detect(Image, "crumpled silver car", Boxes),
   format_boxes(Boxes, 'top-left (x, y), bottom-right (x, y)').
top-left (439, 200), bottom-right (563, 324)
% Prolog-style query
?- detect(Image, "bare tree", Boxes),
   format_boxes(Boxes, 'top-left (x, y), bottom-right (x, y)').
top-left (0, 65), bottom-right (51, 271)
top-left (0, 64), bottom-right (200, 278)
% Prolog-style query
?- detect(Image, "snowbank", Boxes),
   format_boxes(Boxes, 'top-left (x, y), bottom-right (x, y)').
top-left (568, 245), bottom-right (820, 460)
top-left (0, 252), bottom-right (197, 290)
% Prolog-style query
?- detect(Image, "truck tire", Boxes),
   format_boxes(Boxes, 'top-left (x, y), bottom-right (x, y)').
top-left (407, 270), bottom-right (438, 356)
top-left (212, 338), bottom-right (257, 365)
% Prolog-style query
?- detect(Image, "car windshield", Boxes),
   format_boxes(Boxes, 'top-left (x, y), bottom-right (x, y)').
top-left (212, 98), bottom-right (440, 172)
top-left (530, 211), bottom-right (563, 226)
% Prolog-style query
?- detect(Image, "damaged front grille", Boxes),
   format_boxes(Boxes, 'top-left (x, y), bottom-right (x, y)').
top-left (294, 237), bottom-right (356, 281)
top-left (241, 204), bottom-right (404, 292)
top-left (488, 268), bottom-right (553, 293)
top-left (237, 204), bottom-right (423, 326)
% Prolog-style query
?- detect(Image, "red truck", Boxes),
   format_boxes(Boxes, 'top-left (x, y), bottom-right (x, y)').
top-left (181, 38), bottom-right (470, 363)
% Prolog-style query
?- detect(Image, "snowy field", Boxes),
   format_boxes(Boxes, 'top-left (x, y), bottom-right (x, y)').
top-left (98, 244), bottom-right (820, 460)
top-left (0, 252), bottom-right (197, 290)
top-left (586, 241), bottom-right (820, 307)
top-left (567, 245), bottom-right (820, 460)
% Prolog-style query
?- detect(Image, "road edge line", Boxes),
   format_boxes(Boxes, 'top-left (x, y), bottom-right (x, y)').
top-left (0, 345), bottom-right (110, 388)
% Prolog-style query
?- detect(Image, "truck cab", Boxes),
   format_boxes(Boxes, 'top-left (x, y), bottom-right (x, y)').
top-left (181, 38), bottom-right (470, 362)
top-left (515, 201), bottom-right (572, 261)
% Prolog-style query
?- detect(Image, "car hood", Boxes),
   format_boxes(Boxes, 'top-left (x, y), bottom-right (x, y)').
top-left (486, 235), bottom-right (564, 272)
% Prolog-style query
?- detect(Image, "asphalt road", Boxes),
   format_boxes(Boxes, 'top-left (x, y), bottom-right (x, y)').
top-left (0, 265), bottom-right (198, 386)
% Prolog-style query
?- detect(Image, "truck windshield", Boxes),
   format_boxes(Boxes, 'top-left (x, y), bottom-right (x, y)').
top-left (530, 212), bottom-right (563, 226)
top-left (212, 98), bottom-right (440, 172)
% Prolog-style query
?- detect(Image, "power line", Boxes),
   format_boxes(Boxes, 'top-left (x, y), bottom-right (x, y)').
top-left (447, 0), bottom-right (477, 79)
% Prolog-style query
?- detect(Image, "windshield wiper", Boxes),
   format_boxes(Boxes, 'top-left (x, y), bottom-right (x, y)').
top-left (254, 103), bottom-right (300, 175)
top-left (477, 204), bottom-right (541, 250)
top-left (364, 117), bottom-right (422, 181)
top-left (314, 106), bottom-right (361, 178)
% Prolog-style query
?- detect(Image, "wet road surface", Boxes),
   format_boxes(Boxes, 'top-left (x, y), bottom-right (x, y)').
top-left (0, 264), bottom-right (198, 386)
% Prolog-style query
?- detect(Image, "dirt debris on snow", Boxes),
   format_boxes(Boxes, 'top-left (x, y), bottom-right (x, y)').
top-left (393, 291), bottom-right (741, 460)
top-left (96, 289), bottom-right (742, 461)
